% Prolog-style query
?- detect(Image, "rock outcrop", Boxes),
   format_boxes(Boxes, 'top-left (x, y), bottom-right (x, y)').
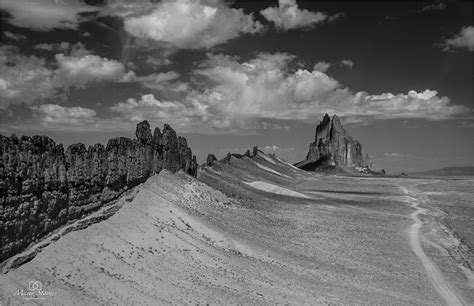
top-left (222, 153), bottom-right (232, 164)
top-left (0, 121), bottom-right (197, 262)
top-left (295, 114), bottom-right (375, 172)
top-left (206, 154), bottom-right (217, 167)
top-left (252, 146), bottom-right (259, 157)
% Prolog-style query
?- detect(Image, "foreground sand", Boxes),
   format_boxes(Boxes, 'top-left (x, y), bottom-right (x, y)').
top-left (0, 154), bottom-right (472, 304)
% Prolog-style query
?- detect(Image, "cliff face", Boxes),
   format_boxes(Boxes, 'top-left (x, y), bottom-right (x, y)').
top-left (296, 114), bottom-right (374, 171)
top-left (0, 121), bottom-right (197, 262)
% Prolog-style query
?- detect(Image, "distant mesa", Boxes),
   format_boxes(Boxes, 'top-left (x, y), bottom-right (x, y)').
top-left (295, 114), bottom-right (381, 174)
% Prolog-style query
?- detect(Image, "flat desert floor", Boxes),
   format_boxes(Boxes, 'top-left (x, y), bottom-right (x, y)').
top-left (1, 153), bottom-right (473, 305)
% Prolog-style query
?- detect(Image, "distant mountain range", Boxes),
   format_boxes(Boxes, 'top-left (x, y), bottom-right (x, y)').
top-left (409, 166), bottom-right (474, 177)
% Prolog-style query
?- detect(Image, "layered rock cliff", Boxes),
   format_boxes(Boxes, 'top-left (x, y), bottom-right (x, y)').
top-left (0, 121), bottom-right (197, 262)
top-left (295, 114), bottom-right (375, 172)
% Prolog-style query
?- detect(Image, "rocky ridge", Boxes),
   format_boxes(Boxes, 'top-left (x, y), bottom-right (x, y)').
top-left (295, 114), bottom-right (376, 173)
top-left (0, 121), bottom-right (197, 262)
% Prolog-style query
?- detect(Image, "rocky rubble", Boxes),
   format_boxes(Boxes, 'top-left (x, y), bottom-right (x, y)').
top-left (295, 114), bottom-right (376, 172)
top-left (0, 121), bottom-right (197, 262)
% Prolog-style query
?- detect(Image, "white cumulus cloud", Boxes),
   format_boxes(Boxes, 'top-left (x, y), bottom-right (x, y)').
top-left (34, 42), bottom-right (72, 52)
top-left (348, 89), bottom-right (468, 121)
top-left (119, 71), bottom-right (180, 84)
top-left (193, 52), bottom-right (339, 121)
top-left (0, 45), bottom-right (56, 107)
top-left (260, 0), bottom-right (342, 30)
top-left (341, 59), bottom-right (354, 68)
top-left (0, 44), bottom-right (132, 106)
top-left (441, 26), bottom-right (474, 52)
top-left (190, 52), bottom-right (469, 126)
top-left (53, 53), bottom-right (127, 88)
top-left (110, 93), bottom-right (209, 128)
top-left (0, 0), bottom-right (99, 31)
top-left (313, 61), bottom-right (330, 72)
top-left (32, 104), bottom-right (97, 125)
top-left (123, 0), bottom-right (263, 49)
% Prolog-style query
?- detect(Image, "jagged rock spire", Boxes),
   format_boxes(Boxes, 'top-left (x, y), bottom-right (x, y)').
top-left (0, 120), bottom-right (198, 262)
top-left (296, 114), bottom-right (375, 172)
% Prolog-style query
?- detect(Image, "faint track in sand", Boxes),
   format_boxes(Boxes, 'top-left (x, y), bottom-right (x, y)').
top-left (401, 185), bottom-right (465, 306)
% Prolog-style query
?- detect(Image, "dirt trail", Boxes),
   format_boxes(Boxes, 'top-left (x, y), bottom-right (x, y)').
top-left (401, 185), bottom-right (466, 306)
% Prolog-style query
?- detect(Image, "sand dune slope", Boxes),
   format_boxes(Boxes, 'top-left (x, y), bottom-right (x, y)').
top-left (1, 156), bottom-right (472, 304)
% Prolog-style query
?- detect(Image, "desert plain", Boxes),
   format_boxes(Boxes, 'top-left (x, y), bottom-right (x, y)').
top-left (0, 152), bottom-right (472, 305)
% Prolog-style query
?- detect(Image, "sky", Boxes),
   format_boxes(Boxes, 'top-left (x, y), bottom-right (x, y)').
top-left (0, 0), bottom-right (473, 173)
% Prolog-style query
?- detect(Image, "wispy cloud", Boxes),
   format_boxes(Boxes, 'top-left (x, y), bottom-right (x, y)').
top-left (260, 0), bottom-right (343, 31)
top-left (3, 31), bottom-right (27, 42)
top-left (383, 152), bottom-right (416, 160)
top-left (340, 59), bottom-right (354, 68)
top-left (420, 1), bottom-right (446, 12)
top-left (34, 42), bottom-right (72, 52)
top-left (263, 145), bottom-right (294, 153)
top-left (440, 26), bottom-right (474, 52)
top-left (459, 120), bottom-right (474, 128)
top-left (0, 0), bottom-right (99, 31)
top-left (313, 61), bottom-right (330, 72)
top-left (145, 56), bottom-right (173, 68)
top-left (32, 104), bottom-right (98, 126)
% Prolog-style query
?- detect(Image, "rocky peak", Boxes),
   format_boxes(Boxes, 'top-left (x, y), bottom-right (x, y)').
top-left (136, 120), bottom-right (153, 145)
top-left (252, 146), bottom-right (258, 156)
top-left (314, 114), bottom-right (347, 145)
top-left (153, 127), bottom-right (161, 138)
top-left (162, 124), bottom-right (177, 150)
top-left (295, 114), bottom-right (375, 172)
top-left (163, 124), bottom-right (175, 135)
top-left (206, 154), bottom-right (217, 167)
top-left (315, 113), bottom-right (331, 141)
top-left (330, 115), bottom-right (346, 135)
